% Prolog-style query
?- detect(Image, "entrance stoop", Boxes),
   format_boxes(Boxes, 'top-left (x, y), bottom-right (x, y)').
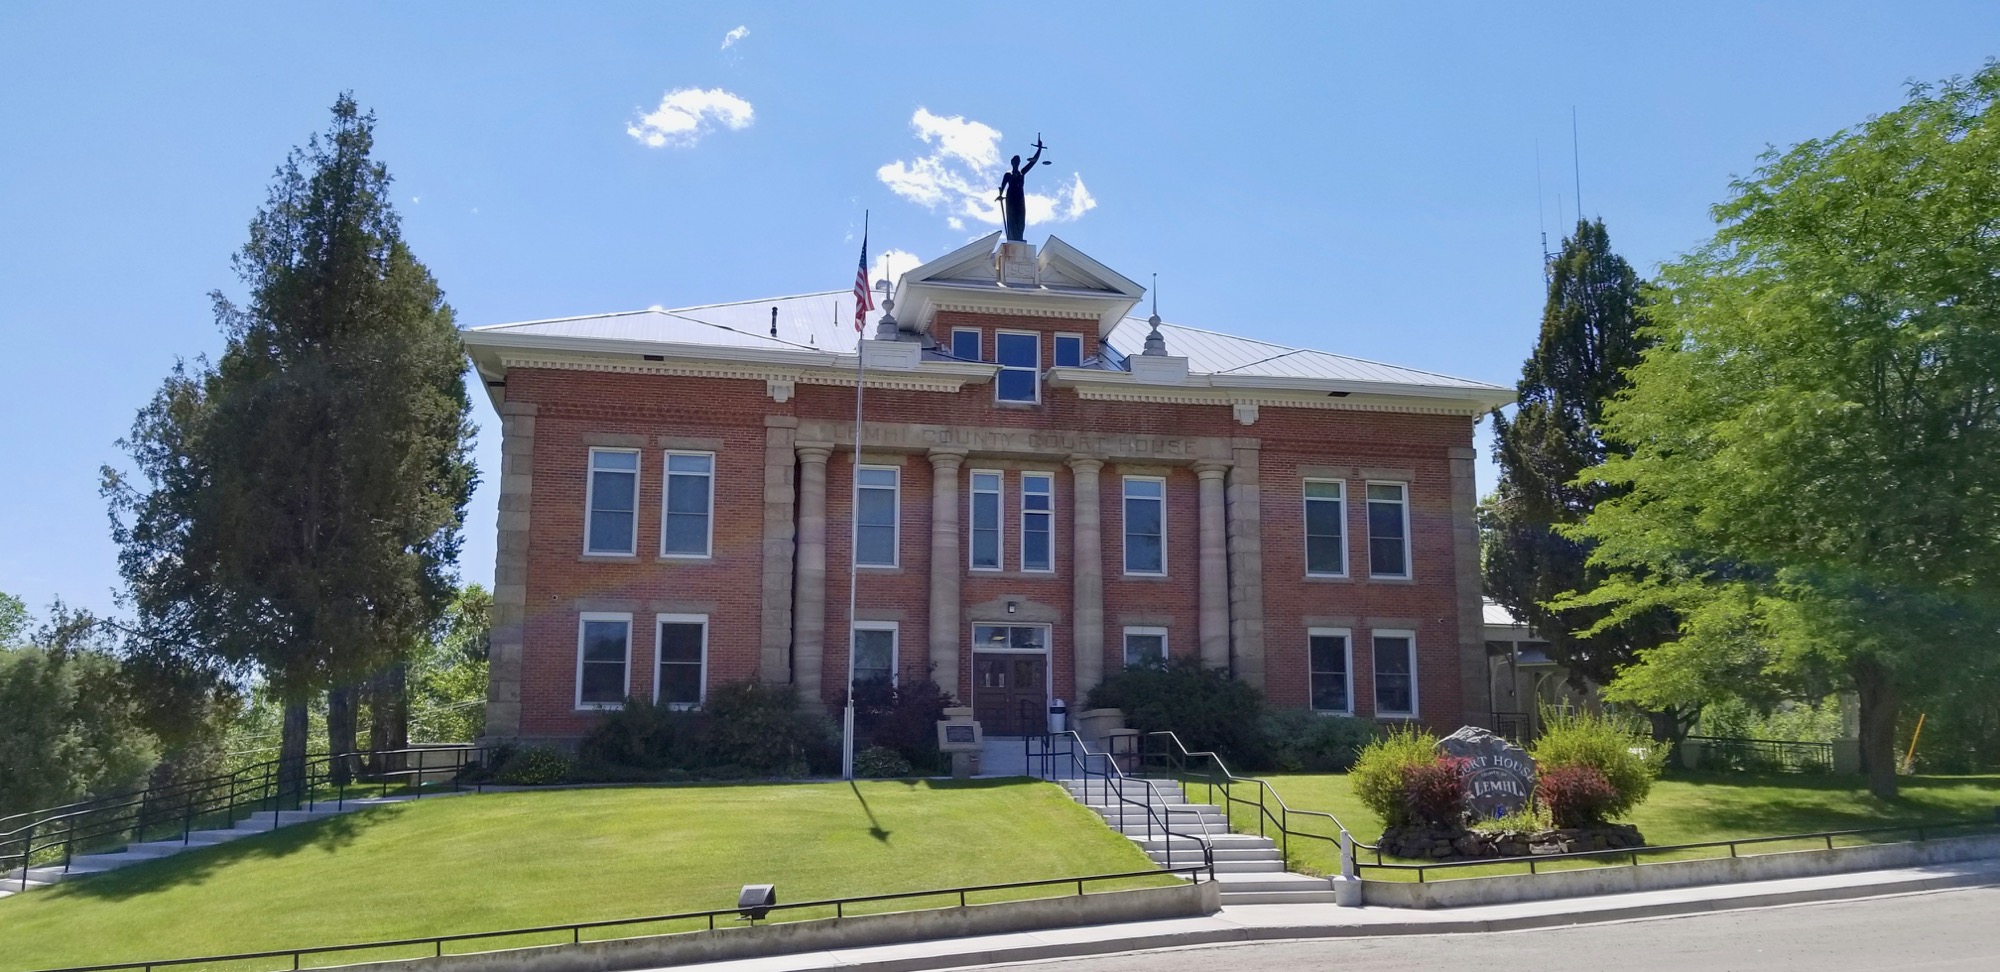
top-left (1055, 775), bottom-right (1338, 905)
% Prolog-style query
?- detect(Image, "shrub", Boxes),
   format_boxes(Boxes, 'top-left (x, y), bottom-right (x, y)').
top-left (1530, 706), bottom-right (1666, 819)
top-left (1349, 725), bottom-right (1441, 828)
top-left (575, 697), bottom-right (704, 773)
top-left (495, 745), bottom-right (570, 785)
top-left (1085, 656), bottom-right (1265, 763)
top-left (1537, 764), bottom-right (1620, 828)
top-left (854, 678), bottom-right (956, 773)
top-left (1259, 709), bottom-right (1380, 772)
top-left (1403, 756), bottom-right (1470, 827)
top-left (572, 683), bottom-right (840, 779)
top-left (703, 681), bottom-right (836, 776)
top-left (855, 746), bottom-right (913, 778)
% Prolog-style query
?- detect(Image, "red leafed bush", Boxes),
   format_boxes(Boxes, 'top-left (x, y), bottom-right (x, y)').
top-left (1537, 764), bottom-right (1620, 828)
top-left (1401, 756), bottom-right (1471, 827)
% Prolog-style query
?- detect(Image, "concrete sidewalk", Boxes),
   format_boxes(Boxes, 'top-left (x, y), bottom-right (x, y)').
top-left (658, 857), bottom-right (2000, 972)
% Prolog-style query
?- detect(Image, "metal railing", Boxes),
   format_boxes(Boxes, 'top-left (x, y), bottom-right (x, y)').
top-left (1135, 730), bottom-right (1364, 879)
top-left (1685, 735), bottom-right (1836, 774)
top-left (1024, 731), bottom-right (1217, 876)
top-left (1352, 817), bottom-right (2000, 882)
top-left (2, 746), bottom-right (485, 892)
top-left (21, 863), bottom-right (1208, 972)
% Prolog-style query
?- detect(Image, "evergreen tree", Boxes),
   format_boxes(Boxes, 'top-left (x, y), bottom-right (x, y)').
top-left (105, 94), bottom-right (476, 792)
top-left (1484, 218), bottom-right (1677, 728)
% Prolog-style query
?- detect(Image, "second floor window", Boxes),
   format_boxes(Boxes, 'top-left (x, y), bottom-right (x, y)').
top-left (1054, 334), bottom-right (1084, 368)
top-left (1021, 472), bottom-right (1054, 572)
top-left (1123, 477), bottom-right (1165, 575)
top-left (1304, 480), bottom-right (1346, 576)
top-left (951, 327), bottom-right (981, 361)
top-left (996, 332), bottom-right (1039, 403)
top-left (855, 466), bottom-right (900, 566)
top-left (970, 471), bottom-right (1002, 570)
top-left (585, 449), bottom-right (639, 555)
top-left (1367, 482), bottom-right (1410, 578)
top-left (661, 452), bottom-right (714, 557)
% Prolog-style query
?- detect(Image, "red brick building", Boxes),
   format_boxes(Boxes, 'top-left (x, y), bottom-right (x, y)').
top-left (463, 234), bottom-right (1511, 744)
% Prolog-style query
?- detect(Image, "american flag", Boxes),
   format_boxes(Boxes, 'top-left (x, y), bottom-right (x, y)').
top-left (852, 231), bottom-right (874, 332)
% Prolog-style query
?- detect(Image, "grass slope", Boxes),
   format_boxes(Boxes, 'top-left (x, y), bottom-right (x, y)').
top-left (1188, 772), bottom-right (2000, 879)
top-left (0, 780), bottom-right (1163, 972)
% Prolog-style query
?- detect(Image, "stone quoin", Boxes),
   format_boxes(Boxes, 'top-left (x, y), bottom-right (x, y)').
top-left (461, 231), bottom-right (1514, 745)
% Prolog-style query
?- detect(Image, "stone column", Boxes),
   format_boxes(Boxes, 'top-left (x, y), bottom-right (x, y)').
top-left (1194, 462), bottom-right (1232, 671)
top-left (483, 400), bottom-right (536, 742)
top-left (758, 418), bottom-right (798, 686)
top-left (792, 444), bottom-right (833, 712)
top-left (1225, 440), bottom-right (1266, 692)
top-left (1449, 443), bottom-right (1493, 729)
top-left (927, 449), bottom-right (967, 695)
top-left (1068, 457), bottom-right (1106, 701)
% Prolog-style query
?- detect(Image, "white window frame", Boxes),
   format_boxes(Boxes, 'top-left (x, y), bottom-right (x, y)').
top-left (659, 451), bottom-right (715, 559)
top-left (1019, 472), bottom-right (1055, 573)
top-left (1122, 476), bottom-right (1167, 576)
top-left (583, 447), bottom-right (641, 557)
top-left (1303, 478), bottom-right (1348, 578)
top-left (652, 613), bottom-right (709, 709)
top-left (854, 464), bottom-right (901, 568)
top-left (971, 623), bottom-right (1052, 655)
top-left (1122, 626), bottom-right (1169, 669)
top-left (1307, 627), bottom-right (1355, 715)
top-left (968, 469), bottom-right (1005, 572)
top-left (850, 620), bottom-right (900, 686)
top-left (993, 329), bottom-right (1041, 404)
top-left (1365, 480), bottom-right (1413, 580)
top-left (1371, 629), bottom-right (1419, 718)
top-left (574, 612), bottom-right (633, 711)
top-left (951, 327), bottom-right (982, 362)
top-left (1053, 333), bottom-right (1085, 368)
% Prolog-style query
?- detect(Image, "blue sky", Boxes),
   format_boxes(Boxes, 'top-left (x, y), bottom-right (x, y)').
top-left (2, 2), bottom-right (1994, 619)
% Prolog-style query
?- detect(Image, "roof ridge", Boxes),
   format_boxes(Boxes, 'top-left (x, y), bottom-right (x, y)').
top-left (666, 290), bottom-right (846, 313)
top-left (1120, 316), bottom-right (1297, 353)
top-left (465, 309), bottom-right (656, 332)
top-left (660, 310), bottom-right (822, 352)
top-left (1120, 315), bottom-right (1500, 388)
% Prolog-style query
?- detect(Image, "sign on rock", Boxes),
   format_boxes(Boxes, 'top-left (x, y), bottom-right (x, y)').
top-left (1437, 726), bottom-right (1536, 820)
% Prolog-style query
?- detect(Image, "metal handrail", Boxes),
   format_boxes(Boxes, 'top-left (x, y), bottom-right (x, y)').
top-left (20, 862), bottom-right (1210, 972)
top-left (1140, 730), bottom-right (1365, 878)
top-left (1024, 731), bottom-right (1216, 878)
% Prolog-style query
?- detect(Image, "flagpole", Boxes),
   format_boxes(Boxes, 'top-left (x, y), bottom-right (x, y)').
top-left (842, 211), bottom-right (869, 782)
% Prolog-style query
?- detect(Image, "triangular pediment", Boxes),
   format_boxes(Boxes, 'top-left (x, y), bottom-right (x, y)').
top-left (891, 233), bottom-right (1146, 338)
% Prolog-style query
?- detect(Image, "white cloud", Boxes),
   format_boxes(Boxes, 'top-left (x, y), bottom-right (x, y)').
top-left (870, 248), bottom-right (923, 289)
top-left (627, 88), bottom-right (754, 148)
top-left (721, 26), bottom-right (749, 50)
top-left (876, 109), bottom-right (1096, 232)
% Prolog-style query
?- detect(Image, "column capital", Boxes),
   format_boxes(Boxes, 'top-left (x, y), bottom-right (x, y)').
top-left (796, 443), bottom-right (834, 463)
top-left (1066, 455), bottom-right (1105, 474)
top-left (927, 447), bottom-right (968, 469)
top-left (1192, 460), bottom-right (1232, 479)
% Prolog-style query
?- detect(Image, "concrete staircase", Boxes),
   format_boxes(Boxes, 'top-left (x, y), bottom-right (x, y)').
top-left (1059, 776), bottom-right (1338, 905)
top-left (0, 793), bottom-right (459, 899)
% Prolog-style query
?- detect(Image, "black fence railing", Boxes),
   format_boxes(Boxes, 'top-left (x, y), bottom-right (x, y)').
top-left (1135, 730), bottom-right (1364, 878)
top-left (1686, 735), bottom-right (1836, 774)
top-left (21, 863), bottom-right (1209, 972)
top-left (1024, 731), bottom-right (1218, 876)
top-left (2, 746), bottom-right (485, 892)
top-left (1493, 710), bottom-right (1532, 745)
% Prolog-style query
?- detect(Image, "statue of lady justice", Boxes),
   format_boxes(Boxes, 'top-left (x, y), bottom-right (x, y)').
top-left (996, 135), bottom-right (1048, 242)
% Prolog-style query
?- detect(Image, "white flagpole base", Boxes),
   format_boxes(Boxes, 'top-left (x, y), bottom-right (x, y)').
top-left (842, 703), bottom-right (856, 780)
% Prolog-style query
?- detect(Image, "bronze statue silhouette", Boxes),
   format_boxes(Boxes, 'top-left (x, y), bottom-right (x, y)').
top-left (996, 135), bottom-right (1048, 242)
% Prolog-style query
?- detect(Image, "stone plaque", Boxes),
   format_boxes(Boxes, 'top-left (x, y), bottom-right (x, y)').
top-left (945, 724), bottom-right (974, 744)
top-left (1437, 726), bottom-right (1536, 820)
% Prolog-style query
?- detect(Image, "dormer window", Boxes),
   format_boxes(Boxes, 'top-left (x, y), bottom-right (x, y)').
top-left (1054, 334), bottom-right (1084, 368)
top-left (951, 327), bottom-right (982, 362)
top-left (995, 331), bottom-right (1040, 403)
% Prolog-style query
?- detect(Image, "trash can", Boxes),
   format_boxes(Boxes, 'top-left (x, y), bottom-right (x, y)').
top-left (1048, 698), bottom-right (1067, 735)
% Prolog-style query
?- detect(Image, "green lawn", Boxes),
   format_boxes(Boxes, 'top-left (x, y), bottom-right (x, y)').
top-left (1178, 771), bottom-right (2000, 880)
top-left (0, 780), bottom-right (1166, 972)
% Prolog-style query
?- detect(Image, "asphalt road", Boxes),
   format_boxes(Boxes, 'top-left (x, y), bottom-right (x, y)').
top-left (970, 887), bottom-right (2000, 971)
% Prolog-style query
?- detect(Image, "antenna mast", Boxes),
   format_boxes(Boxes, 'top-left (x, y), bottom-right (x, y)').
top-left (1535, 140), bottom-right (1552, 282)
top-left (1571, 106), bottom-right (1583, 223)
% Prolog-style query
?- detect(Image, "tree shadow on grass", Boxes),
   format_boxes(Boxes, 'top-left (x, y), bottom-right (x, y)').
top-left (25, 803), bottom-right (408, 903)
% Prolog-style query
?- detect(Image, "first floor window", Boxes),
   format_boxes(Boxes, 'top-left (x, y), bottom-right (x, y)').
top-left (1021, 472), bottom-right (1054, 572)
top-left (1304, 480), bottom-right (1346, 576)
top-left (585, 449), bottom-right (639, 555)
top-left (656, 616), bottom-right (707, 707)
top-left (576, 614), bottom-right (631, 708)
top-left (1123, 477), bottom-right (1165, 574)
top-left (1123, 627), bottom-right (1167, 669)
top-left (1308, 629), bottom-right (1352, 713)
top-left (855, 466), bottom-right (900, 566)
top-left (1367, 482), bottom-right (1410, 578)
top-left (852, 623), bottom-right (897, 684)
top-left (970, 471), bottom-right (1002, 570)
top-left (996, 331), bottom-right (1040, 403)
top-left (1373, 632), bottom-right (1416, 716)
top-left (662, 452), bottom-right (714, 557)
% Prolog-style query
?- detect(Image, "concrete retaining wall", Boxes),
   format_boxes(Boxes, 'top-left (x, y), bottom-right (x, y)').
top-left (336, 881), bottom-right (1218, 972)
top-left (1361, 832), bottom-right (2000, 909)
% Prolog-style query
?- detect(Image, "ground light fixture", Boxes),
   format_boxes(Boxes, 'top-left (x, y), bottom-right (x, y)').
top-left (737, 884), bottom-right (777, 922)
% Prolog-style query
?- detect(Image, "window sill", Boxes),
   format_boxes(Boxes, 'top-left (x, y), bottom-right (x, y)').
top-left (1310, 708), bottom-right (1356, 717)
top-left (1303, 573), bottom-right (1352, 583)
top-left (856, 564), bottom-right (904, 574)
top-left (1375, 712), bottom-right (1418, 721)
top-left (969, 569), bottom-right (1061, 581)
top-left (579, 553), bottom-right (640, 563)
top-left (659, 553), bottom-right (714, 562)
top-left (1365, 575), bottom-right (1416, 585)
top-left (575, 704), bottom-right (624, 712)
top-left (994, 400), bottom-right (1041, 409)
top-left (1118, 573), bottom-right (1172, 582)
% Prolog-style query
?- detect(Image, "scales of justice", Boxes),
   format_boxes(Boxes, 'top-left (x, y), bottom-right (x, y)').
top-left (993, 135), bottom-right (1051, 284)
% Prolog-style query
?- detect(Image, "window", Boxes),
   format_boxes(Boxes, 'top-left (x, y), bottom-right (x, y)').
top-left (655, 616), bottom-right (707, 708)
top-left (951, 327), bottom-right (981, 361)
top-left (854, 466), bottom-right (900, 566)
top-left (1366, 482), bottom-right (1410, 579)
top-left (1372, 631), bottom-right (1417, 717)
top-left (1304, 479), bottom-right (1346, 576)
top-left (661, 452), bottom-right (714, 557)
top-left (584, 449), bottom-right (639, 555)
top-left (1020, 472), bottom-right (1054, 572)
top-left (1308, 629), bottom-right (1353, 713)
top-left (852, 622), bottom-right (898, 685)
top-left (973, 624), bottom-right (1048, 652)
top-left (1054, 334), bottom-right (1084, 368)
top-left (969, 471), bottom-right (1002, 570)
top-left (1123, 627), bottom-right (1167, 669)
top-left (1123, 477), bottom-right (1165, 575)
top-left (575, 613), bottom-right (631, 709)
top-left (995, 331), bottom-right (1040, 403)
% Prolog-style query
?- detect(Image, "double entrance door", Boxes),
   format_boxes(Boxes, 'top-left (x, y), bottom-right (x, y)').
top-left (970, 623), bottom-right (1050, 736)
